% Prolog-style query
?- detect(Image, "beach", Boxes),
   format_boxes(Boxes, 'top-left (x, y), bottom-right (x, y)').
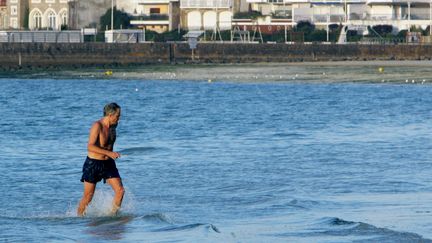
top-left (3, 61), bottom-right (432, 84)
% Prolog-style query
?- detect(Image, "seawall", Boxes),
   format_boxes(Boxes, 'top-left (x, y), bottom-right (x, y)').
top-left (1, 42), bottom-right (432, 69)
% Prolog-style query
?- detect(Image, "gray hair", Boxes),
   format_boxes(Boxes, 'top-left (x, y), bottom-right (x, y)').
top-left (103, 103), bottom-right (121, 116)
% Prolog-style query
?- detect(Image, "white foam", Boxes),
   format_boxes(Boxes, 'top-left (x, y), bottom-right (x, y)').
top-left (69, 186), bottom-right (136, 218)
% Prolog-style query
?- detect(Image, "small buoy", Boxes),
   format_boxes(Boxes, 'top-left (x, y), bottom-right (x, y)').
top-left (105, 70), bottom-right (113, 76)
top-left (412, 80), bottom-right (415, 83)
top-left (406, 79), bottom-right (409, 83)
top-left (378, 67), bottom-right (384, 73)
top-left (208, 79), bottom-right (212, 83)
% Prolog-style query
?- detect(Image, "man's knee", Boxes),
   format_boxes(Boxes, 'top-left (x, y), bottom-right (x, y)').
top-left (116, 187), bottom-right (125, 196)
top-left (120, 187), bottom-right (125, 196)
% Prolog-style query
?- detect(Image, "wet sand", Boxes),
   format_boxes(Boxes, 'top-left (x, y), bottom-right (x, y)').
top-left (2, 61), bottom-right (432, 83)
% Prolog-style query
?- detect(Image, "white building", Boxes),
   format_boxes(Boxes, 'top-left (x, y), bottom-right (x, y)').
top-left (125, 0), bottom-right (180, 33)
top-left (0, 0), bottom-right (7, 29)
top-left (247, 0), bottom-right (432, 34)
top-left (180, 0), bottom-right (234, 30)
top-left (29, 0), bottom-right (69, 30)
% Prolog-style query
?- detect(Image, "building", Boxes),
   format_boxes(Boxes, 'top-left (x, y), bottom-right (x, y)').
top-left (246, 0), bottom-right (432, 34)
top-left (127, 0), bottom-right (180, 33)
top-left (28, 0), bottom-right (69, 30)
top-left (348, 0), bottom-right (432, 34)
top-left (68, 0), bottom-right (112, 30)
top-left (7, 0), bottom-right (28, 29)
top-left (180, 0), bottom-right (235, 30)
top-left (234, 0), bottom-right (292, 34)
top-left (0, 0), bottom-right (7, 29)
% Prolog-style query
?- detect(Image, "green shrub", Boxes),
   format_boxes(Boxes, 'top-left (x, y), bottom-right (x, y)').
top-left (233, 11), bottom-right (264, 19)
top-left (371, 25), bottom-right (393, 36)
top-left (295, 21), bottom-right (315, 36)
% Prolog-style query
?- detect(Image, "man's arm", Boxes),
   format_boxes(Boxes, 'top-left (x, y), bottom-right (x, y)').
top-left (87, 122), bottom-right (120, 159)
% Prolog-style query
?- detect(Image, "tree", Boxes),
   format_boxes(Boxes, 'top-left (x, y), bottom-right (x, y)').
top-left (295, 21), bottom-right (315, 36)
top-left (99, 7), bottom-right (131, 30)
top-left (23, 7), bottom-right (29, 29)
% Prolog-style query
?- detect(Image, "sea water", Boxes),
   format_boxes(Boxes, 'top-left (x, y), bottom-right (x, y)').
top-left (1, 70), bottom-right (432, 242)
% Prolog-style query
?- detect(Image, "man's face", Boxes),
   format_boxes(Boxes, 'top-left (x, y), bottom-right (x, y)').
top-left (109, 110), bottom-right (121, 125)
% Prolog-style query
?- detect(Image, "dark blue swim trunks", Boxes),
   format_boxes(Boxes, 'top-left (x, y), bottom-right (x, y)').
top-left (80, 157), bottom-right (121, 184)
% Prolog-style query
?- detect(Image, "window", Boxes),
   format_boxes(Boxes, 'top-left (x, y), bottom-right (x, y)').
top-left (150, 8), bottom-right (160, 14)
top-left (60, 11), bottom-right (67, 26)
top-left (34, 12), bottom-right (42, 29)
top-left (10, 17), bottom-right (17, 28)
top-left (48, 11), bottom-right (56, 29)
top-left (11, 6), bottom-right (17, 16)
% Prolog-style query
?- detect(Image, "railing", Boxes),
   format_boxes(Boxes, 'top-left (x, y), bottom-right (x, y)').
top-left (292, 12), bottom-right (432, 23)
top-left (349, 13), bottom-right (432, 21)
top-left (294, 14), bottom-right (346, 22)
top-left (180, 0), bottom-right (231, 8)
top-left (233, 11), bottom-right (264, 19)
top-left (131, 14), bottom-right (169, 21)
top-left (359, 37), bottom-right (405, 44)
top-left (0, 31), bottom-right (83, 43)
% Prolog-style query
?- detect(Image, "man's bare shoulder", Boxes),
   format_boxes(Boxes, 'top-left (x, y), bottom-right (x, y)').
top-left (90, 120), bottom-right (103, 131)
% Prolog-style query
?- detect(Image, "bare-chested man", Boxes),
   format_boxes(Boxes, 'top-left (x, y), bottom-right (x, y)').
top-left (77, 103), bottom-right (125, 216)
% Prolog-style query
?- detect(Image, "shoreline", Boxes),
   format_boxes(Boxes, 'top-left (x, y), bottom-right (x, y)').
top-left (1, 61), bottom-right (432, 84)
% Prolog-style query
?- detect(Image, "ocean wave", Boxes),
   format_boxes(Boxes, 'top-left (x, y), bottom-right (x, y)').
top-left (319, 217), bottom-right (430, 242)
top-left (267, 199), bottom-right (330, 211)
top-left (137, 213), bottom-right (173, 224)
top-left (271, 217), bottom-right (431, 242)
top-left (118, 147), bottom-right (162, 155)
top-left (152, 223), bottom-right (221, 233)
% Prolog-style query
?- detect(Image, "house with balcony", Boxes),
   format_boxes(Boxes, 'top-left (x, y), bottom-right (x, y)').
top-left (235, 0), bottom-right (293, 33)
top-left (246, 0), bottom-right (432, 35)
top-left (127, 0), bottom-right (180, 33)
top-left (347, 0), bottom-right (432, 34)
top-left (180, 0), bottom-right (236, 31)
top-left (0, 0), bottom-right (7, 29)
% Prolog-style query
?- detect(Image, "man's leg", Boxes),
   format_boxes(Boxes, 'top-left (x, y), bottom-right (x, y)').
top-left (106, 178), bottom-right (125, 215)
top-left (77, 181), bottom-right (96, 216)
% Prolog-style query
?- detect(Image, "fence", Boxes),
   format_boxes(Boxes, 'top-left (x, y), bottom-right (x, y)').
top-left (0, 31), bottom-right (83, 43)
top-left (180, 0), bottom-right (231, 8)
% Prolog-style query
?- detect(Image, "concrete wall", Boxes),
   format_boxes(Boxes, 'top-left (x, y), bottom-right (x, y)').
top-left (0, 42), bottom-right (170, 68)
top-left (173, 43), bottom-right (432, 63)
top-left (2, 42), bottom-right (432, 69)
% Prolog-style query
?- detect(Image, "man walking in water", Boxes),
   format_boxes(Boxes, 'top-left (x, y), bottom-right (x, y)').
top-left (77, 103), bottom-right (125, 216)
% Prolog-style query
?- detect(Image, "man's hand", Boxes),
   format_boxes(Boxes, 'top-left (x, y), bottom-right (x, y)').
top-left (108, 151), bottom-right (121, 160)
